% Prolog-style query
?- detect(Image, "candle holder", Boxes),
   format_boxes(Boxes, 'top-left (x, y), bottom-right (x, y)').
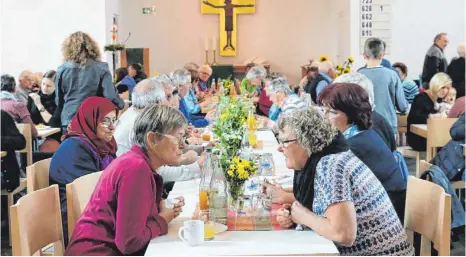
top-left (205, 50), bottom-right (210, 65)
top-left (212, 50), bottom-right (217, 66)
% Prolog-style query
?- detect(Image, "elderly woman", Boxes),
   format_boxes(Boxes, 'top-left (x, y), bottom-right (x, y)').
top-left (195, 64), bottom-right (212, 94)
top-left (447, 43), bottom-right (465, 98)
top-left (266, 77), bottom-right (306, 124)
top-left (334, 73), bottom-right (396, 152)
top-left (318, 83), bottom-right (407, 222)
top-left (66, 105), bottom-right (186, 256)
top-left (49, 97), bottom-right (119, 244)
top-left (55, 31), bottom-right (124, 133)
top-left (273, 108), bottom-right (413, 256)
top-left (247, 66), bottom-right (273, 117)
top-left (0, 74), bottom-right (38, 138)
top-left (408, 72), bottom-right (452, 151)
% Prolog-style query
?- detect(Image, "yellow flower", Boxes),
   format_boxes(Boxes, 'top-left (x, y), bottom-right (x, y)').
top-left (227, 169), bottom-right (234, 177)
top-left (343, 68), bottom-right (351, 74)
top-left (319, 55), bottom-right (329, 62)
top-left (348, 56), bottom-right (354, 63)
top-left (336, 64), bottom-right (342, 70)
top-left (233, 156), bottom-right (240, 164)
top-left (221, 113), bottom-right (229, 119)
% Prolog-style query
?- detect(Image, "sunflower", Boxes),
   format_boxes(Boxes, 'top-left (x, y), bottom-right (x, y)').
top-left (343, 67), bottom-right (351, 74)
top-left (319, 55), bottom-right (329, 62)
top-left (348, 56), bottom-right (354, 63)
top-left (336, 64), bottom-right (342, 70)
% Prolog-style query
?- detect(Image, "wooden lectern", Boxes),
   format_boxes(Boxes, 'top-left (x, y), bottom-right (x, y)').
top-left (121, 48), bottom-right (150, 76)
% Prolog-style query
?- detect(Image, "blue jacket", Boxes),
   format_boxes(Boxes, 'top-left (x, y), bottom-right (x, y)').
top-left (183, 88), bottom-right (201, 115)
top-left (179, 97), bottom-right (209, 128)
top-left (55, 60), bottom-right (125, 127)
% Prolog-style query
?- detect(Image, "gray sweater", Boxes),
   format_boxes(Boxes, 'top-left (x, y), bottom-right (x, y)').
top-left (359, 66), bottom-right (408, 134)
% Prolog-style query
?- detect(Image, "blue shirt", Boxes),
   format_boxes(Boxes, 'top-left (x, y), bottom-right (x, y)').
top-left (183, 88), bottom-right (201, 115)
top-left (358, 67), bottom-right (408, 133)
top-left (179, 98), bottom-right (209, 128)
top-left (315, 72), bottom-right (332, 97)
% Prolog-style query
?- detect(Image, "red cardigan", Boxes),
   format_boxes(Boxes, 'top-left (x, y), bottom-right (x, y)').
top-left (65, 145), bottom-right (168, 256)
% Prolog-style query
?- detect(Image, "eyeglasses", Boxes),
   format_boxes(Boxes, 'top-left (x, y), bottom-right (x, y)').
top-left (156, 132), bottom-right (184, 145)
top-left (199, 71), bottom-right (211, 76)
top-left (277, 138), bottom-right (298, 148)
top-left (100, 118), bottom-right (120, 128)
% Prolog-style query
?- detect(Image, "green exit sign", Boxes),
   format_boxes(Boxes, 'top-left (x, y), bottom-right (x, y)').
top-left (142, 6), bottom-right (156, 15)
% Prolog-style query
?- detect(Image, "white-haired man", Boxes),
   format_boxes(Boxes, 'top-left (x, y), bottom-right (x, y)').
top-left (447, 42), bottom-right (465, 98)
top-left (15, 70), bottom-right (34, 104)
top-left (421, 33), bottom-right (449, 89)
top-left (308, 61), bottom-right (336, 104)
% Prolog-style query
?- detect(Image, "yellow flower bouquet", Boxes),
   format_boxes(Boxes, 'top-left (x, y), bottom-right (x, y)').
top-left (225, 156), bottom-right (257, 207)
top-left (336, 56), bottom-right (354, 77)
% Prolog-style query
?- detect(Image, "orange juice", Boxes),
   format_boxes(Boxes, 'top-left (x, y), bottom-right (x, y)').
top-left (247, 114), bottom-right (256, 131)
top-left (248, 132), bottom-right (257, 147)
top-left (199, 190), bottom-right (209, 210)
top-left (204, 222), bottom-right (215, 240)
top-left (202, 133), bottom-right (211, 141)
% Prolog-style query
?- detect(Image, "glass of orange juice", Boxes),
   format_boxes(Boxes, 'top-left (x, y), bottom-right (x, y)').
top-left (199, 190), bottom-right (209, 210)
top-left (248, 131), bottom-right (257, 148)
top-left (198, 210), bottom-right (215, 241)
top-left (202, 132), bottom-right (211, 142)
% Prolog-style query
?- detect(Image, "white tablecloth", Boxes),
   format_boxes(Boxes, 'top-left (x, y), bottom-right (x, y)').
top-left (145, 130), bottom-right (339, 256)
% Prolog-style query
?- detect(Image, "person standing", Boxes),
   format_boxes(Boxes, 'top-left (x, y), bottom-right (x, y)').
top-left (421, 33), bottom-right (449, 89)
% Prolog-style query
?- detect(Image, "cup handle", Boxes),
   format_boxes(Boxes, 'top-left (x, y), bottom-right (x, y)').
top-left (178, 226), bottom-right (187, 243)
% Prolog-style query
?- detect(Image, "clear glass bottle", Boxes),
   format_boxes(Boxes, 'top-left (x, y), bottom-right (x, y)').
top-left (209, 156), bottom-right (228, 224)
top-left (199, 148), bottom-right (214, 210)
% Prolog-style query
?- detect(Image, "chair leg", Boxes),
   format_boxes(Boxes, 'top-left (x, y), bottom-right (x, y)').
top-left (7, 193), bottom-right (13, 246)
top-left (415, 152), bottom-right (420, 178)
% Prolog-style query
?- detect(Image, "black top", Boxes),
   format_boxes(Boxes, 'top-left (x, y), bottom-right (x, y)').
top-left (306, 73), bottom-right (326, 104)
top-left (27, 91), bottom-right (60, 127)
top-left (1, 110), bottom-right (26, 192)
top-left (407, 92), bottom-right (436, 151)
top-left (447, 57), bottom-right (465, 98)
top-left (372, 111), bottom-right (397, 152)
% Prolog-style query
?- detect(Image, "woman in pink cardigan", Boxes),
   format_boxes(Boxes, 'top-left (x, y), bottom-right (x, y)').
top-left (65, 105), bottom-right (187, 256)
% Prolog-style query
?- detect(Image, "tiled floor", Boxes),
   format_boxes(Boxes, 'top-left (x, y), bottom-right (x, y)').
top-left (1, 156), bottom-right (464, 255)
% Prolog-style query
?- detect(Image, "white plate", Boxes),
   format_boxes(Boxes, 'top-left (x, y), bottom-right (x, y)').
top-left (36, 126), bottom-right (51, 130)
top-left (215, 222), bottom-right (228, 234)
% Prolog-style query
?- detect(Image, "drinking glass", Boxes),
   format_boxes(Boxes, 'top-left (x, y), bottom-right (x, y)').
top-left (259, 153), bottom-right (274, 176)
top-left (198, 209), bottom-right (215, 241)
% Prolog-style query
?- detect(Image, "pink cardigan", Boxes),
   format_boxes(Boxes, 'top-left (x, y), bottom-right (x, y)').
top-left (65, 145), bottom-right (168, 256)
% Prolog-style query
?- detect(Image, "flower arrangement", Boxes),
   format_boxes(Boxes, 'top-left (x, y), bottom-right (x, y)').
top-left (336, 56), bottom-right (355, 77)
top-left (319, 55), bottom-right (329, 62)
top-left (225, 156), bottom-right (257, 205)
top-left (103, 43), bottom-right (125, 52)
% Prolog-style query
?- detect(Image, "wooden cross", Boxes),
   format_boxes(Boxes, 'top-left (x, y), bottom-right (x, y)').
top-left (201, 0), bottom-right (255, 57)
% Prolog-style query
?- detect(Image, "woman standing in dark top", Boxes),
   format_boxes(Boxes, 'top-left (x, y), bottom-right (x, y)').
top-left (447, 43), bottom-right (465, 98)
top-left (408, 72), bottom-right (452, 151)
top-left (27, 70), bottom-right (59, 127)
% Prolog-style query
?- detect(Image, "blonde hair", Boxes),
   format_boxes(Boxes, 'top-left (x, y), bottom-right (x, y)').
top-left (429, 72), bottom-right (452, 97)
top-left (198, 64), bottom-right (212, 75)
top-left (61, 31), bottom-right (101, 64)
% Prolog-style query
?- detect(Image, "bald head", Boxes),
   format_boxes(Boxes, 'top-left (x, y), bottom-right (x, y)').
top-left (319, 61), bottom-right (336, 79)
top-left (131, 79), bottom-right (167, 109)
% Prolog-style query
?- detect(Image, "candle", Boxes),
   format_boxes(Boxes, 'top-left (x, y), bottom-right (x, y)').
top-left (212, 36), bottom-right (216, 51)
top-left (204, 37), bottom-right (209, 51)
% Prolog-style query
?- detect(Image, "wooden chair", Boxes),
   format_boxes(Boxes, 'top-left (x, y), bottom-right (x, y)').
top-left (66, 171), bottom-right (102, 240)
top-left (397, 114), bottom-right (421, 175)
top-left (10, 185), bottom-right (64, 256)
top-left (1, 124), bottom-right (32, 246)
top-left (420, 160), bottom-right (466, 201)
top-left (26, 158), bottom-right (52, 193)
top-left (404, 176), bottom-right (452, 256)
top-left (426, 118), bottom-right (457, 162)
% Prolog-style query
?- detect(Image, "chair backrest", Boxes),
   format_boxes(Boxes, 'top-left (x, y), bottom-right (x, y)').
top-left (26, 158), bottom-right (52, 193)
top-left (66, 171), bottom-right (102, 240)
top-left (427, 118), bottom-right (457, 148)
top-left (16, 124), bottom-right (33, 167)
top-left (397, 114), bottom-right (408, 133)
top-left (404, 176), bottom-right (452, 256)
top-left (10, 185), bottom-right (64, 256)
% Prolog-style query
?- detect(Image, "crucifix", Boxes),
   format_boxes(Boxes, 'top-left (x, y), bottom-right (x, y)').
top-left (202, 0), bottom-right (255, 56)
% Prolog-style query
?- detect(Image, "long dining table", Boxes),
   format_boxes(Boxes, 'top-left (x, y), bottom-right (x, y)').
top-left (145, 130), bottom-right (339, 256)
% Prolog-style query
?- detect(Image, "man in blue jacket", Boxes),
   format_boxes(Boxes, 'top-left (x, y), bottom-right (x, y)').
top-left (172, 69), bottom-right (210, 128)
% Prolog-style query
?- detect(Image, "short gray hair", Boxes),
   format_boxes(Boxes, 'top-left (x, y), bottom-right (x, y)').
top-left (275, 108), bottom-right (337, 155)
top-left (171, 69), bottom-right (191, 85)
top-left (131, 79), bottom-right (166, 109)
top-left (364, 37), bottom-right (385, 59)
top-left (458, 42), bottom-right (466, 58)
top-left (333, 72), bottom-right (375, 110)
top-left (132, 105), bottom-right (187, 150)
top-left (152, 74), bottom-right (175, 92)
top-left (246, 66), bottom-right (267, 80)
top-left (434, 32), bottom-right (447, 42)
top-left (267, 76), bottom-right (292, 95)
top-left (318, 61), bottom-right (335, 74)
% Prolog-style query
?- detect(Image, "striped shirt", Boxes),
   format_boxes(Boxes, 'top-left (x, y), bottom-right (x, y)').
top-left (280, 94), bottom-right (306, 115)
top-left (402, 79), bottom-right (419, 104)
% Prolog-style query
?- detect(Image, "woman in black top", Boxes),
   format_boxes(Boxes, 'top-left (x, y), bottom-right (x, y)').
top-left (408, 72), bottom-right (452, 151)
top-left (128, 63), bottom-right (147, 83)
top-left (27, 70), bottom-right (60, 127)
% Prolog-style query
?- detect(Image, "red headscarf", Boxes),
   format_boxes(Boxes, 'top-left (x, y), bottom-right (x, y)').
top-left (63, 97), bottom-right (118, 157)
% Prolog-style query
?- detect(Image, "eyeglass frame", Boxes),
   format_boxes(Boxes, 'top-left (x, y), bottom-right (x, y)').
top-left (277, 138), bottom-right (298, 148)
top-left (100, 118), bottom-right (120, 128)
top-left (156, 132), bottom-right (184, 145)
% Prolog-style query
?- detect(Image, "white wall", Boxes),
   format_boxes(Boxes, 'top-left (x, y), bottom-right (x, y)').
top-left (118, 0), bottom-right (335, 84)
top-left (350, 0), bottom-right (466, 79)
top-left (0, 0), bottom-right (107, 80)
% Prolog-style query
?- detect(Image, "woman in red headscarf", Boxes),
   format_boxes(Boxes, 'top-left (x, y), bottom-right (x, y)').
top-left (49, 96), bottom-right (119, 245)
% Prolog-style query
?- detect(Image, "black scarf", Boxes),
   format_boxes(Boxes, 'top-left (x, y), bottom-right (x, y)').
top-left (40, 91), bottom-right (57, 114)
top-left (293, 133), bottom-right (349, 210)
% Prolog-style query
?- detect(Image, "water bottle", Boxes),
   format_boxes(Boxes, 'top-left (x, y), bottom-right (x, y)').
top-left (209, 156), bottom-right (228, 224)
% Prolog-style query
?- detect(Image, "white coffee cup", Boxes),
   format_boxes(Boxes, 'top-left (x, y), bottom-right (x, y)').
top-left (178, 220), bottom-right (204, 246)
